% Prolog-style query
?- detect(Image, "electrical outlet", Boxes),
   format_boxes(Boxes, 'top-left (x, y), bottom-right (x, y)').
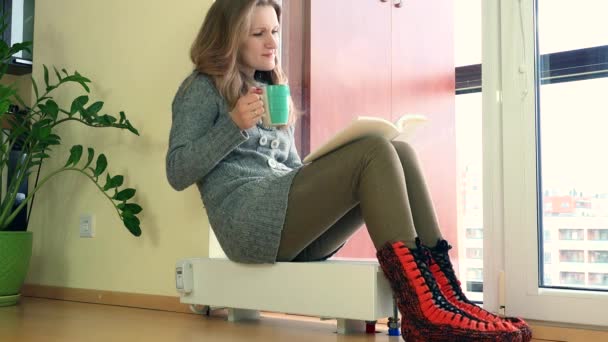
top-left (79, 214), bottom-right (95, 238)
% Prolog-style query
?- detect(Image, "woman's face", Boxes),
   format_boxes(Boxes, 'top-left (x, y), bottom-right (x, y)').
top-left (240, 5), bottom-right (279, 75)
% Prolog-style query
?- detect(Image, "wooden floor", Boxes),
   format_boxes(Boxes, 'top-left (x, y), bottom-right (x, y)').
top-left (0, 297), bottom-right (606, 342)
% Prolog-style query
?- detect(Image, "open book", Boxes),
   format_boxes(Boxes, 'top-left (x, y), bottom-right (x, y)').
top-left (302, 114), bottom-right (428, 164)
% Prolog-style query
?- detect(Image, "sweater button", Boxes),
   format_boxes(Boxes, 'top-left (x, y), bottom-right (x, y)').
top-left (270, 139), bottom-right (280, 149)
top-left (259, 136), bottom-right (268, 146)
top-left (268, 159), bottom-right (277, 168)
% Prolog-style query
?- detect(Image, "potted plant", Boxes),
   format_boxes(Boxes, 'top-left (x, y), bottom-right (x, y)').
top-left (0, 19), bottom-right (142, 307)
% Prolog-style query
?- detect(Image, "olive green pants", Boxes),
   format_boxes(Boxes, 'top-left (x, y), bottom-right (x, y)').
top-left (276, 136), bottom-right (443, 262)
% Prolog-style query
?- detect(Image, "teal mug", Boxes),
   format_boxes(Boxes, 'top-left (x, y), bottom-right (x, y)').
top-left (261, 84), bottom-right (290, 126)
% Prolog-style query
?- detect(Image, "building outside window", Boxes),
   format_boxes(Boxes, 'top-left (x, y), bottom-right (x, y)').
top-left (466, 248), bottom-right (483, 259)
top-left (588, 229), bottom-right (608, 241)
top-left (559, 229), bottom-right (584, 240)
top-left (588, 273), bottom-right (608, 286)
top-left (560, 272), bottom-right (585, 285)
top-left (588, 251), bottom-right (608, 263)
top-left (559, 250), bottom-right (585, 263)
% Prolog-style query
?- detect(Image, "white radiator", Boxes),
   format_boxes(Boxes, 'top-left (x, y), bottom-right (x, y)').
top-left (175, 228), bottom-right (395, 334)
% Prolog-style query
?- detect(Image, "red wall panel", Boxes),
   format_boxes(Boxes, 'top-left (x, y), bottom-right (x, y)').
top-left (308, 0), bottom-right (457, 261)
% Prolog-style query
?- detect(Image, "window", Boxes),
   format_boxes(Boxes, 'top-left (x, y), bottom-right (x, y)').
top-left (543, 273), bottom-right (552, 285)
top-left (560, 272), bottom-right (585, 285)
top-left (559, 250), bottom-right (584, 263)
top-left (543, 251), bottom-right (552, 264)
top-left (454, 0), bottom-right (483, 303)
top-left (466, 228), bottom-right (483, 239)
top-left (558, 229), bottom-right (584, 240)
top-left (535, 0), bottom-right (608, 293)
top-left (588, 251), bottom-right (608, 263)
top-left (497, 0), bottom-right (608, 325)
top-left (467, 267), bottom-right (483, 281)
top-left (588, 273), bottom-right (608, 286)
top-left (466, 281), bottom-right (483, 293)
top-left (466, 248), bottom-right (483, 259)
top-left (588, 229), bottom-right (608, 241)
top-left (543, 229), bottom-right (551, 242)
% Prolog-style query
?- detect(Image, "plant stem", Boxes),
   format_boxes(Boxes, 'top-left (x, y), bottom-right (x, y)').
top-left (52, 117), bottom-right (118, 129)
top-left (0, 116), bottom-right (36, 219)
top-left (0, 144), bottom-right (34, 227)
top-left (0, 127), bottom-right (46, 226)
top-left (3, 167), bottom-right (122, 228)
top-left (0, 150), bottom-right (26, 221)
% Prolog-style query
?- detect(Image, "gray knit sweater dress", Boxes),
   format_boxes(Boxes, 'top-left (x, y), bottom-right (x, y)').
top-left (166, 72), bottom-right (303, 264)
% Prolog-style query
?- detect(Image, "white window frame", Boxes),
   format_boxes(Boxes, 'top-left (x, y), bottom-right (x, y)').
top-left (482, 0), bottom-right (608, 326)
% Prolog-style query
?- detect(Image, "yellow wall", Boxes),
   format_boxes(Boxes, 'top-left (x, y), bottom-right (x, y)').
top-left (26, 0), bottom-right (214, 296)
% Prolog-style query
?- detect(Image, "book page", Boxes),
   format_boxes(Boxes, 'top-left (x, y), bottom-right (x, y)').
top-left (302, 117), bottom-right (398, 164)
top-left (394, 114), bottom-right (428, 141)
top-left (302, 114), bottom-right (428, 163)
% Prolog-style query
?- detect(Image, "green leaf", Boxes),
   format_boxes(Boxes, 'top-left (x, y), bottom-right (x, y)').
top-left (65, 145), bottom-right (83, 167)
top-left (32, 152), bottom-right (51, 159)
top-left (83, 147), bottom-right (94, 168)
top-left (63, 72), bottom-right (91, 92)
top-left (113, 188), bottom-right (136, 201)
top-left (93, 154), bottom-right (107, 177)
top-left (28, 160), bottom-right (42, 168)
top-left (98, 114), bottom-right (117, 125)
top-left (86, 101), bottom-right (103, 117)
top-left (45, 134), bottom-right (61, 145)
top-left (74, 71), bottom-right (91, 83)
top-left (104, 174), bottom-right (112, 190)
top-left (7, 42), bottom-right (32, 57)
top-left (9, 125), bottom-right (27, 138)
top-left (126, 121), bottom-right (140, 136)
top-left (31, 77), bottom-right (39, 99)
top-left (42, 100), bottom-right (59, 120)
top-left (53, 66), bottom-right (62, 82)
top-left (123, 215), bottom-right (141, 237)
top-left (103, 175), bottom-right (123, 191)
top-left (33, 118), bottom-right (54, 128)
top-left (30, 125), bottom-right (41, 140)
top-left (71, 145), bottom-right (83, 165)
top-left (43, 65), bottom-right (50, 89)
top-left (0, 101), bottom-right (9, 116)
top-left (121, 210), bottom-right (134, 218)
top-left (70, 95), bottom-right (89, 115)
top-left (117, 203), bottom-right (142, 215)
top-left (12, 93), bottom-right (28, 110)
top-left (0, 83), bottom-right (15, 98)
top-left (30, 145), bottom-right (45, 153)
top-left (106, 115), bottom-right (117, 123)
top-left (39, 126), bottom-right (52, 139)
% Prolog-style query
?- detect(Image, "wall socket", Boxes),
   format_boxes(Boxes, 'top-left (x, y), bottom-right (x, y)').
top-left (79, 214), bottom-right (95, 238)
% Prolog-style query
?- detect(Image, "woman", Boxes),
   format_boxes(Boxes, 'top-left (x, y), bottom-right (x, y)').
top-left (166, 1), bottom-right (531, 341)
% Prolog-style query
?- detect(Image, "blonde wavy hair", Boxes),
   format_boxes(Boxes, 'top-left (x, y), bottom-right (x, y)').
top-left (190, 0), bottom-right (297, 128)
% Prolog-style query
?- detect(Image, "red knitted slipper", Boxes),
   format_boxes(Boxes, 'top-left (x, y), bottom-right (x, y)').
top-left (429, 239), bottom-right (532, 342)
top-left (376, 239), bottom-right (522, 342)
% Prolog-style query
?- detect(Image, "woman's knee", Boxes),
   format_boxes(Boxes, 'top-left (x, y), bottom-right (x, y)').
top-left (354, 136), bottom-right (401, 168)
top-left (359, 136), bottom-right (396, 157)
top-left (391, 140), bottom-right (417, 160)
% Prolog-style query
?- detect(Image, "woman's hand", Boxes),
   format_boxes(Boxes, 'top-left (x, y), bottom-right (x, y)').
top-left (230, 87), bottom-right (265, 130)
